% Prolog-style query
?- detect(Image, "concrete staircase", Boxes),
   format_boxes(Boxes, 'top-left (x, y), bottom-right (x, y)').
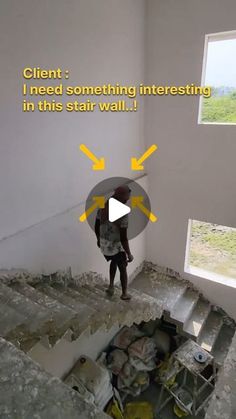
top-left (0, 264), bottom-right (235, 368)
top-left (130, 264), bottom-right (236, 367)
top-left (0, 271), bottom-right (163, 356)
top-left (0, 264), bottom-right (235, 418)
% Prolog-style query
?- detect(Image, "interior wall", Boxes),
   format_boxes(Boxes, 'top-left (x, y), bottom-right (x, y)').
top-left (1, 0), bottom-right (235, 318)
top-left (0, 176), bottom-right (146, 278)
top-left (0, 0), bottom-right (146, 276)
top-left (146, 0), bottom-right (236, 318)
top-left (29, 324), bottom-right (120, 379)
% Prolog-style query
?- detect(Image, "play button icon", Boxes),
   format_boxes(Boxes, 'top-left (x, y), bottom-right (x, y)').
top-left (108, 197), bottom-right (131, 222)
top-left (83, 176), bottom-right (152, 240)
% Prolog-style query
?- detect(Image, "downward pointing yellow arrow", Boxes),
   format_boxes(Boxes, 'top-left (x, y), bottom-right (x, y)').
top-left (79, 196), bottom-right (105, 222)
top-left (79, 144), bottom-right (105, 170)
top-left (131, 144), bottom-right (158, 170)
top-left (131, 196), bottom-right (157, 222)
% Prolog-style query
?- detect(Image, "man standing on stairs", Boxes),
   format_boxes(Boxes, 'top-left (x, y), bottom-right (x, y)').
top-left (95, 185), bottom-right (134, 300)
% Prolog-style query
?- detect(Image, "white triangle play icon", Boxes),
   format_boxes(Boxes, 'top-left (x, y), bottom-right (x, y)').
top-left (108, 197), bottom-right (131, 222)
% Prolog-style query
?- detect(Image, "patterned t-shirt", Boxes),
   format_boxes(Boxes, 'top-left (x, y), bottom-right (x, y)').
top-left (96, 209), bottom-right (128, 256)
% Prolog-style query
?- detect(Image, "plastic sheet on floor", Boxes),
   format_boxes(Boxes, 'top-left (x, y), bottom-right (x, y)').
top-left (124, 401), bottom-right (154, 419)
top-left (106, 398), bottom-right (124, 419)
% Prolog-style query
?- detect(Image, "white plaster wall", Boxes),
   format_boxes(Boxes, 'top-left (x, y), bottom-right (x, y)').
top-left (1, 0), bottom-right (235, 320)
top-left (146, 0), bottom-right (236, 319)
top-left (0, 0), bottom-right (146, 276)
top-left (0, 175), bottom-right (146, 277)
top-left (29, 324), bottom-right (120, 379)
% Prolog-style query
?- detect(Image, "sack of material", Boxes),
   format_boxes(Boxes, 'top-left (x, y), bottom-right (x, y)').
top-left (107, 349), bottom-right (128, 375)
top-left (129, 355), bottom-right (156, 371)
top-left (68, 355), bottom-right (113, 410)
top-left (117, 363), bottom-right (150, 397)
top-left (128, 337), bottom-right (157, 370)
top-left (121, 371), bottom-right (150, 397)
top-left (117, 361), bottom-right (137, 390)
top-left (112, 325), bottom-right (144, 350)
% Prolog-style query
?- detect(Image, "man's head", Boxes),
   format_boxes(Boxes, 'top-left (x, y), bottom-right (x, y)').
top-left (113, 185), bottom-right (131, 203)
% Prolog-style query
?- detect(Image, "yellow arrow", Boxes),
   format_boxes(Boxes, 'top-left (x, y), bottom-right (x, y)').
top-left (131, 144), bottom-right (158, 170)
top-left (131, 196), bottom-right (157, 222)
top-left (79, 144), bottom-right (105, 170)
top-left (79, 196), bottom-right (105, 222)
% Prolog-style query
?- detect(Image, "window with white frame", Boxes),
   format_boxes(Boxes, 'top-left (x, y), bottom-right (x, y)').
top-left (185, 219), bottom-right (236, 284)
top-left (199, 30), bottom-right (236, 125)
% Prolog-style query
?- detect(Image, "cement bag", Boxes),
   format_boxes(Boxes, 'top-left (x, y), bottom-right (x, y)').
top-left (97, 352), bottom-right (113, 380)
top-left (128, 337), bottom-right (157, 370)
top-left (107, 349), bottom-right (128, 375)
top-left (124, 402), bottom-right (154, 419)
top-left (152, 328), bottom-right (170, 354)
top-left (96, 351), bottom-right (107, 367)
top-left (133, 371), bottom-right (150, 390)
top-left (112, 325), bottom-right (144, 350)
top-left (117, 361), bottom-right (137, 390)
top-left (72, 356), bottom-right (113, 409)
top-left (95, 377), bottom-right (113, 410)
top-left (122, 371), bottom-right (150, 397)
top-left (129, 355), bottom-right (156, 371)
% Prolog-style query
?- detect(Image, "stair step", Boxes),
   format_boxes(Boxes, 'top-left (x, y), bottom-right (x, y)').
top-left (72, 284), bottom-right (126, 329)
top-left (0, 282), bottom-right (84, 351)
top-left (197, 311), bottom-right (224, 352)
top-left (38, 283), bottom-right (93, 312)
top-left (0, 282), bottom-right (53, 331)
top-left (71, 284), bottom-right (113, 308)
top-left (0, 282), bottom-right (59, 351)
top-left (92, 282), bottom-right (163, 324)
top-left (183, 299), bottom-right (211, 339)
top-left (35, 283), bottom-right (94, 329)
top-left (169, 288), bottom-right (199, 326)
top-left (81, 283), bottom-right (117, 302)
top-left (0, 302), bottom-right (27, 336)
top-left (35, 283), bottom-right (98, 339)
top-left (20, 281), bottom-right (90, 344)
top-left (212, 325), bottom-right (235, 367)
top-left (84, 283), bottom-right (126, 305)
top-left (131, 272), bottom-right (187, 315)
top-left (81, 282), bottom-right (162, 329)
top-left (90, 283), bottom-right (142, 327)
top-left (92, 282), bottom-right (136, 305)
top-left (124, 286), bottom-right (163, 319)
top-left (63, 285), bottom-right (104, 311)
top-left (83, 283), bottom-right (142, 327)
top-left (12, 282), bottom-right (78, 327)
top-left (61, 286), bottom-right (108, 334)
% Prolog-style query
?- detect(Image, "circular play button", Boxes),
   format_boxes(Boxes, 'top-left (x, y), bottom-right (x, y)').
top-left (108, 197), bottom-right (131, 222)
top-left (82, 176), bottom-right (155, 240)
